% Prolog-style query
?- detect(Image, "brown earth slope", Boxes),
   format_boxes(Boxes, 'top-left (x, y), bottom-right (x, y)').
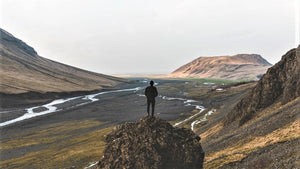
top-left (169, 54), bottom-right (271, 80)
top-left (225, 45), bottom-right (300, 126)
top-left (192, 46), bottom-right (300, 168)
top-left (0, 28), bottom-right (128, 94)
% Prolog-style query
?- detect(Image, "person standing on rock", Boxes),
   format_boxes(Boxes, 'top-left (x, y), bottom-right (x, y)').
top-left (145, 80), bottom-right (158, 116)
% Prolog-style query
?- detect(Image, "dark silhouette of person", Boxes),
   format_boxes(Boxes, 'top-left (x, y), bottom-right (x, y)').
top-left (145, 80), bottom-right (158, 116)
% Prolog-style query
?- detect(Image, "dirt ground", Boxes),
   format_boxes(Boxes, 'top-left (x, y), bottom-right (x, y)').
top-left (0, 79), bottom-right (200, 168)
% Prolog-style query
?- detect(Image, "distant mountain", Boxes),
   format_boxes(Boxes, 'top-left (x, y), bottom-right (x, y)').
top-left (0, 28), bottom-right (128, 94)
top-left (169, 54), bottom-right (272, 80)
top-left (225, 45), bottom-right (300, 126)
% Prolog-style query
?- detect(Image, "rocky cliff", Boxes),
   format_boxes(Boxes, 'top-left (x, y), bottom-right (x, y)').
top-left (99, 116), bottom-right (205, 169)
top-left (169, 54), bottom-right (271, 80)
top-left (225, 46), bottom-right (300, 125)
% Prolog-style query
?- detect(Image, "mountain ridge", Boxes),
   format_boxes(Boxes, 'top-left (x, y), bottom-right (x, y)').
top-left (0, 28), bottom-right (129, 95)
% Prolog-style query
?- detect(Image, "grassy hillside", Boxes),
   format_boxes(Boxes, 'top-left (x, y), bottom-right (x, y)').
top-left (196, 97), bottom-right (300, 168)
top-left (0, 120), bottom-right (112, 168)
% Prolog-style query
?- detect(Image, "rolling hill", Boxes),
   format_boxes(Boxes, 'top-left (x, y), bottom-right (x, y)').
top-left (169, 54), bottom-right (272, 80)
top-left (0, 28), bottom-right (128, 94)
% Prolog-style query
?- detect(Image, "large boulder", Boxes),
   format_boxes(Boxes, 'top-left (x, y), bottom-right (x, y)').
top-left (99, 116), bottom-right (205, 169)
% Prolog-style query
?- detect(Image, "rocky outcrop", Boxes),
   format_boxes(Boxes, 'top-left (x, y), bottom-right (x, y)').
top-left (225, 45), bottom-right (300, 125)
top-left (169, 54), bottom-right (271, 80)
top-left (99, 116), bottom-right (205, 169)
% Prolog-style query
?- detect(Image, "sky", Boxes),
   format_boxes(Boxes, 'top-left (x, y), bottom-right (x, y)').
top-left (1, 0), bottom-right (299, 74)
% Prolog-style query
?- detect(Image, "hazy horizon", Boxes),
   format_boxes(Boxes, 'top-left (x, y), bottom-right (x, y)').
top-left (1, 0), bottom-right (299, 75)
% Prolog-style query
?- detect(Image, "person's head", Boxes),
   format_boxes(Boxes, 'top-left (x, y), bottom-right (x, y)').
top-left (150, 80), bottom-right (154, 86)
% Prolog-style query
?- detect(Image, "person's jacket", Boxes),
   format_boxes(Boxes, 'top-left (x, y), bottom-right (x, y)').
top-left (145, 86), bottom-right (158, 100)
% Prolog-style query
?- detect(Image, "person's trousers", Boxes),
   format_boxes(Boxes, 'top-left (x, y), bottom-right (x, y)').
top-left (147, 99), bottom-right (155, 116)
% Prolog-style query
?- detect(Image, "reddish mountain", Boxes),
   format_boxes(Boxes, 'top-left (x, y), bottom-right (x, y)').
top-left (169, 54), bottom-right (272, 80)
